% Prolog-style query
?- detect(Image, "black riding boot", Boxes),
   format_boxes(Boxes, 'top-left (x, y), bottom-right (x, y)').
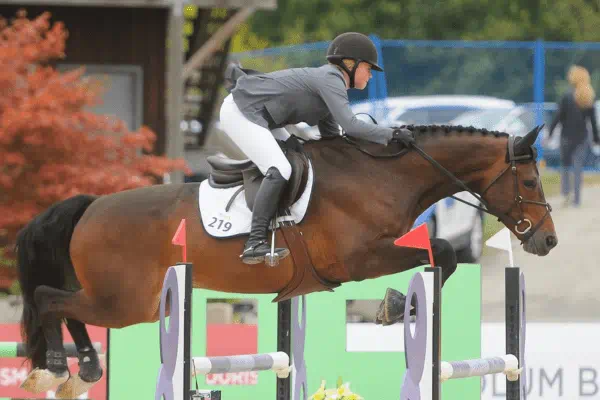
top-left (241, 167), bottom-right (290, 265)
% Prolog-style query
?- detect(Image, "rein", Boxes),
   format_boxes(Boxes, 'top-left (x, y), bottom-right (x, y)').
top-left (340, 126), bottom-right (551, 244)
top-left (342, 132), bottom-right (491, 211)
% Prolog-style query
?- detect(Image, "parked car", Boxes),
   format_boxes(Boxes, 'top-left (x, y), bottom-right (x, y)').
top-left (350, 95), bottom-right (516, 126)
top-left (412, 192), bottom-right (484, 263)
top-left (293, 94), bottom-right (516, 141)
top-left (449, 105), bottom-right (548, 138)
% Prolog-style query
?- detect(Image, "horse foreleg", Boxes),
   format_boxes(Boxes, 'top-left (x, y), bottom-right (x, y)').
top-left (346, 237), bottom-right (457, 326)
top-left (379, 238), bottom-right (457, 325)
top-left (375, 238), bottom-right (456, 325)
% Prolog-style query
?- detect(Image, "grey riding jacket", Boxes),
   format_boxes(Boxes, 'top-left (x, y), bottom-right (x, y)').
top-left (230, 64), bottom-right (394, 145)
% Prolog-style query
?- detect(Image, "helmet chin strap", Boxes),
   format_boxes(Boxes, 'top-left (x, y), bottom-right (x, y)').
top-left (338, 59), bottom-right (362, 88)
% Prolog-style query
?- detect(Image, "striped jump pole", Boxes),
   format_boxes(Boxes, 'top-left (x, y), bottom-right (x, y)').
top-left (154, 263), bottom-right (307, 400)
top-left (192, 352), bottom-right (291, 378)
top-left (401, 266), bottom-right (526, 400)
top-left (0, 342), bottom-right (103, 358)
top-left (439, 355), bottom-right (520, 382)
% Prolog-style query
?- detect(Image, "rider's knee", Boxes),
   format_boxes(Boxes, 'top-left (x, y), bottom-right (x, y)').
top-left (273, 162), bottom-right (292, 181)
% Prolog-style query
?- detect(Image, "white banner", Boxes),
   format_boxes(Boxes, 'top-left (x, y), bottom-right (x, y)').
top-left (482, 322), bottom-right (600, 399)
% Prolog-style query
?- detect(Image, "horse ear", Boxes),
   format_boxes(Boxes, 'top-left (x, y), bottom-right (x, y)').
top-left (515, 124), bottom-right (544, 155)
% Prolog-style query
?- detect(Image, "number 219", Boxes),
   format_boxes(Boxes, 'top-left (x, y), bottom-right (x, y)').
top-left (208, 217), bottom-right (232, 232)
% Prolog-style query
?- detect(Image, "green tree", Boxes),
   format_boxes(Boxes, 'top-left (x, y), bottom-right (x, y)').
top-left (248, 0), bottom-right (600, 44)
top-left (0, 11), bottom-right (189, 256)
top-left (239, 0), bottom-right (600, 102)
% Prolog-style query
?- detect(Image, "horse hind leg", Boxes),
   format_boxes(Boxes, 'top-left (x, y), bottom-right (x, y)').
top-left (20, 286), bottom-right (70, 394)
top-left (55, 318), bottom-right (103, 399)
top-left (21, 286), bottom-right (103, 399)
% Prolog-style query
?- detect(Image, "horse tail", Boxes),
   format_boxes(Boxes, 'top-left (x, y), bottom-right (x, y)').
top-left (15, 194), bottom-right (97, 368)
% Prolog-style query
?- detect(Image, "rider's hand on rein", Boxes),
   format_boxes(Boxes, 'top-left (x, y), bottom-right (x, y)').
top-left (390, 128), bottom-right (415, 147)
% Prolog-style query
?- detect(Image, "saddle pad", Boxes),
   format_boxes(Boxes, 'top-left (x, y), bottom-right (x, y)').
top-left (198, 160), bottom-right (314, 238)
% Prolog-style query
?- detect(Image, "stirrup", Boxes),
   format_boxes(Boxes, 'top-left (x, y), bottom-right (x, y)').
top-left (264, 215), bottom-right (288, 267)
top-left (240, 240), bottom-right (271, 265)
top-left (240, 240), bottom-right (289, 266)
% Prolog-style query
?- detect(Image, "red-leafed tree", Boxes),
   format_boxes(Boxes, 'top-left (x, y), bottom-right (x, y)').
top-left (0, 10), bottom-right (190, 255)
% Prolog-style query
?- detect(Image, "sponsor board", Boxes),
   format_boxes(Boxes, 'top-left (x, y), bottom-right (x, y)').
top-left (482, 322), bottom-right (600, 399)
top-left (346, 321), bottom-right (600, 399)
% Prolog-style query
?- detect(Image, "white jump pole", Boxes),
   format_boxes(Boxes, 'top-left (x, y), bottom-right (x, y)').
top-left (440, 355), bottom-right (520, 382)
top-left (192, 352), bottom-right (291, 378)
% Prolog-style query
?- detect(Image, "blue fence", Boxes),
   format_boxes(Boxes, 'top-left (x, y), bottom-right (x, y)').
top-left (229, 37), bottom-right (600, 170)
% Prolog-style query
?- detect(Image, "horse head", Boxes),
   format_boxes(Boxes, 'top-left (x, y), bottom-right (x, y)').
top-left (475, 125), bottom-right (557, 255)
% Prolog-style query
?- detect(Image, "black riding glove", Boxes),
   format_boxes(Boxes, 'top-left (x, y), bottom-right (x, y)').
top-left (390, 128), bottom-right (415, 147)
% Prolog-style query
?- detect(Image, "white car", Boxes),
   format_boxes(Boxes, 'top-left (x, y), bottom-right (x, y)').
top-left (412, 192), bottom-right (484, 263)
top-left (293, 95), bottom-right (516, 140)
top-left (449, 105), bottom-right (548, 139)
top-left (350, 95), bottom-right (516, 127)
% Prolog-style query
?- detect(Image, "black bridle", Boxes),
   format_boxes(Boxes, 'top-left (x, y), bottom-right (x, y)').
top-left (342, 132), bottom-right (552, 244)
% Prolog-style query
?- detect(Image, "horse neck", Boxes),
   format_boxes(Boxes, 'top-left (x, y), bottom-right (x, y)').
top-left (407, 134), bottom-right (508, 216)
top-left (306, 133), bottom-right (507, 231)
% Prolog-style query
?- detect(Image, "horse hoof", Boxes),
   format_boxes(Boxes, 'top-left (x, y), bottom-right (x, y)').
top-left (374, 299), bottom-right (393, 325)
top-left (20, 368), bottom-right (69, 393)
top-left (374, 301), bottom-right (384, 325)
top-left (55, 373), bottom-right (100, 399)
top-left (380, 288), bottom-right (407, 325)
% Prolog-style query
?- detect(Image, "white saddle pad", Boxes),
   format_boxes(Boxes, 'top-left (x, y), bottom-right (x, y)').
top-left (198, 160), bottom-right (314, 238)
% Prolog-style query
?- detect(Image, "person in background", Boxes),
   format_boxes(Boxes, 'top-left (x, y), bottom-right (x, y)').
top-left (547, 65), bottom-right (599, 207)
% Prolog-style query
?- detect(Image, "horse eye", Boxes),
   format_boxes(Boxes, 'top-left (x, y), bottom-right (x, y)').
top-left (524, 179), bottom-right (537, 189)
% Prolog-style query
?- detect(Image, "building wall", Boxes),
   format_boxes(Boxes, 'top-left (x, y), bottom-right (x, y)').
top-left (0, 5), bottom-right (168, 154)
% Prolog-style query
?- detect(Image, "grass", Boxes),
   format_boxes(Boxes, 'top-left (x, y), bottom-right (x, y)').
top-left (483, 168), bottom-right (600, 242)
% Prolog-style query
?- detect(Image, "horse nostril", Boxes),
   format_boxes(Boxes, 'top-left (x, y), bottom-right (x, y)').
top-left (546, 235), bottom-right (557, 248)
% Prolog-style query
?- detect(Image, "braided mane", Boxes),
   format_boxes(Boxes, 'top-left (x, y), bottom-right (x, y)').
top-left (395, 124), bottom-right (510, 141)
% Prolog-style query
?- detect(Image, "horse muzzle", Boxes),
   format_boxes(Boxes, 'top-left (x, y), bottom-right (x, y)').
top-left (523, 230), bottom-right (558, 256)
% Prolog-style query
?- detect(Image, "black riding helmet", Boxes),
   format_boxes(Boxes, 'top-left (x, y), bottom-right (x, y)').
top-left (326, 32), bottom-right (383, 88)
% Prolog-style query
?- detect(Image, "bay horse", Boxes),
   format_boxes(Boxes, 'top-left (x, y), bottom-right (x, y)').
top-left (15, 124), bottom-right (557, 398)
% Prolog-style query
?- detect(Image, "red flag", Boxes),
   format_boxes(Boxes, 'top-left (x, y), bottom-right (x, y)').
top-left (172, 219), bottom-right (187, 262)
top-left (394, 223), bottom-right (435, 267)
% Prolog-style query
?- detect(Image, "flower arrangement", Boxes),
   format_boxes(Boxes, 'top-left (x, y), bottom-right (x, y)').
top-left (308, 377), bottom-right (364, 400)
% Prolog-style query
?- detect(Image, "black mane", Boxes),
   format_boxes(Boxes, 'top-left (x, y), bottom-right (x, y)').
top-left (301, 124), bottom-right (511, 154)
top-left (394, 124), bottom-right (510, 140)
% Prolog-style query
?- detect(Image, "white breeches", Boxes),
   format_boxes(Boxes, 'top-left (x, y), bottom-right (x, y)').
top-left (219, 94), bottom-right (292, 181)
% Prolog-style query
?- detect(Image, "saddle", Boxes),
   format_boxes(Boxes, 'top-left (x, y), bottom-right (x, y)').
top-left (205, 143), bottom-right (339, 302)
top-left (206, 147), bottom-right (310, 213)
